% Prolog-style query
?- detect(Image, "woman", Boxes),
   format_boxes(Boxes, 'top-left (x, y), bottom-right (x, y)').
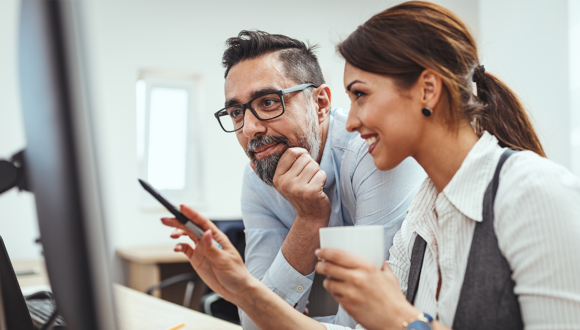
top-left (162, 2), bottom-right (580, 329)
top-left (314, 1), bottom-right (580, 330)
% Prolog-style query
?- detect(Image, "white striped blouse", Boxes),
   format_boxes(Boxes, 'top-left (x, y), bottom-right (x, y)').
top-left (324, 132), bottom-right (580, 330)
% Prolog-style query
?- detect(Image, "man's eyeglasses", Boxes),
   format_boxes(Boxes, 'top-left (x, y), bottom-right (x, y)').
top-left (214, 83), bottom-right (317, 133)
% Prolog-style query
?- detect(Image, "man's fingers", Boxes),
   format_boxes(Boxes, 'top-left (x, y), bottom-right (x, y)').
top-left (274, 147), bottom-right (309, 175)
top-left (284, 154), bottom-right (314, 178)
top-left (295, 160), bottom-right (320, 186)
top-left (309, 169), bottom-right (327, 187)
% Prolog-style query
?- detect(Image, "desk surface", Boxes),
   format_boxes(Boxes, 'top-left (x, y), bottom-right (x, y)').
top-left (13, 259), bottom-right (49, 289)
top-left (117, 245), bottom-right (189, 264)
top-left (14, 259), bottom-right (241, 330)
top-left (115, 284), bottom-right (241, 330)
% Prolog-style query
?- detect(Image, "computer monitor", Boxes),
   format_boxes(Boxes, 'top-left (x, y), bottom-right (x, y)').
top-left (17, 1), bottom-right (118, 329)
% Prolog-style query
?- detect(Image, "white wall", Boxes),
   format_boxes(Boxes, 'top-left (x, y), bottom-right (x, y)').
top-left (0, 0), bottom-right (575, 268)
top-left (0, 0), bottom-right (42, 261)
top-left (479, 0), bottom-right (570, 166)
top-left (570, 0), bottom-right (580, 177)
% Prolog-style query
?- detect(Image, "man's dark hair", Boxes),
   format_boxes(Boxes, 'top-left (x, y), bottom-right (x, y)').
top-left (222, 30), bottom-right (325, 86)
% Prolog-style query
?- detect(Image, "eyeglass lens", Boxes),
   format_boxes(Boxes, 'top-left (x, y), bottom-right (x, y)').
top-left (218, 93), bottom-right (284, 132)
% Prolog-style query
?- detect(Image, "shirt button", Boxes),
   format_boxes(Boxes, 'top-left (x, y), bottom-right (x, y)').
top-left (296, 285), bottom-right (304, 292)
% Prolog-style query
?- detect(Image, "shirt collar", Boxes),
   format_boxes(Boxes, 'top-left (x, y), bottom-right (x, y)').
top-left (319, 111), bottom-right (336, 189)
top-left (441, 131), bottom-right (503, 222)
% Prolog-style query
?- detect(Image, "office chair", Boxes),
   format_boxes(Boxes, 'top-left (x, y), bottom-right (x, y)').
top-left (146, 273), bottom-right (198, 308)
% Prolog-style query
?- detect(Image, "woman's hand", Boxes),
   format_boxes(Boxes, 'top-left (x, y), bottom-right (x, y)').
top-left (315, 248), bottom-right (420, 330)
top-left (164, 205), bottom-right (326, 330)
top-left (161, 205), bottom-right (255, 306)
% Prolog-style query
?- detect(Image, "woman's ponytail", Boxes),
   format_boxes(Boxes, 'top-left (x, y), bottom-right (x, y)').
top-left (472, 67), bottom-right (546, 157)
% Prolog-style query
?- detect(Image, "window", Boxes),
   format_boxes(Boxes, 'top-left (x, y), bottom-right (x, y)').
top-left (136, 71), bottom-right (205, 209)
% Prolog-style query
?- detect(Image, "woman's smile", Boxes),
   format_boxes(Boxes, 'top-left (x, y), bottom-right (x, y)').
top-left (361, 133), bottom-right (380, 154)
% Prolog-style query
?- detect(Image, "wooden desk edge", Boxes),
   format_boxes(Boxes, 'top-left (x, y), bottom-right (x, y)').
top-left (114, 284), bottom-right (242, 330)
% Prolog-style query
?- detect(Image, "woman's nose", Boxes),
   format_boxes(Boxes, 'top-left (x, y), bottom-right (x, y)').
top-left (345, 108), bottom-right (360, 133)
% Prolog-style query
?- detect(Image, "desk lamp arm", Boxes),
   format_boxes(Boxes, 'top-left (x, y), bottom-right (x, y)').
top-left (0, 149), bottom-right (29, 195)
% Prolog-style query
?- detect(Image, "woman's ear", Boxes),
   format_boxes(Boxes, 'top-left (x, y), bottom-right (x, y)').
top-left (314, 84), bottom-right (332, 124)
top-left (419, 69), bottom-right (442, 109)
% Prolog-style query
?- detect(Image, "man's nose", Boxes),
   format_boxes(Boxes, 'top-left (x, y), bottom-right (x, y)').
top-left (242, 109), bottom-right (266, 138)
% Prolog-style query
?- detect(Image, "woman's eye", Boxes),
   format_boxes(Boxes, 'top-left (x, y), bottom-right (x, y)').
top-left (354, 90), bottom-right (365, 99)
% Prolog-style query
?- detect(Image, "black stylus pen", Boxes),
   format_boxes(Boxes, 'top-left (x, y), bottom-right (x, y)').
top-left (138, 179), bottom-right (222, 249)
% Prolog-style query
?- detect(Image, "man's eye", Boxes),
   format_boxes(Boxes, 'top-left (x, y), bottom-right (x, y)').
top-left (229, 108), bottom-right (243, 119)
top-left (262, 98), bottom-right (278, 107)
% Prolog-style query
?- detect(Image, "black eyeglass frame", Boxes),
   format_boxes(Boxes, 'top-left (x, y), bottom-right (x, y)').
top-left (214, 83), bottom-right (318, 133)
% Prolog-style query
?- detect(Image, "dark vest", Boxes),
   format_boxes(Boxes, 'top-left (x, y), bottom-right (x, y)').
top-left (405, 149), bottom-right (524, 330)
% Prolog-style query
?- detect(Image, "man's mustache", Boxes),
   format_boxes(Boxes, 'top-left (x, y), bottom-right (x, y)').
top-left (246, 135), bottom-right (292, 159)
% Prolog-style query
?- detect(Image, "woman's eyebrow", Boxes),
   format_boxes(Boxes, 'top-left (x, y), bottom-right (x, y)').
top-left (346, 80), bottom-right (365, 92)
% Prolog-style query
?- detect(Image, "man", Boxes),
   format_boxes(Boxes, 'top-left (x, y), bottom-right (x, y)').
top-left (212, 30), bottom-right (426, 329)
top-left (167, 30), bottom-right (422, 328)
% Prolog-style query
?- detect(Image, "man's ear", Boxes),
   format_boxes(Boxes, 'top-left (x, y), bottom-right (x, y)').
top-left (313, 84), bottom-right (332, 124)
top-left (419, 70), bottom-right (442, 110)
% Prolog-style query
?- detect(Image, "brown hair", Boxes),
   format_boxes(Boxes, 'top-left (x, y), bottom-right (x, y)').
top-left (338, 1), bottom-right (546, 157)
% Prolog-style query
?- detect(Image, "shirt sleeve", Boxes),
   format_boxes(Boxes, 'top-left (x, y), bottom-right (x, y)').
top-left (239, 164), bottom-right (315, 330)
top-left (496, 153), bottom-right (580, 329)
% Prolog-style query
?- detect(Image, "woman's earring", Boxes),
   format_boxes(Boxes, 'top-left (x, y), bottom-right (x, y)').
top-left (421, 107), bottom-right (433, 117)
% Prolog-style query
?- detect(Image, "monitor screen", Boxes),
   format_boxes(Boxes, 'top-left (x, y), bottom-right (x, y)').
top-left (18, 1), bottom-right (118, 329)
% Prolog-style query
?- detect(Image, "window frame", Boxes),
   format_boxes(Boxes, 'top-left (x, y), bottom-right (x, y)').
top-left (136, 70), bottom-right (206, 210)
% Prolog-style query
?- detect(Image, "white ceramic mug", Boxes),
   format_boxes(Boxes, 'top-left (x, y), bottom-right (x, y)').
top-left (319, 225), bottom-right (385, 269)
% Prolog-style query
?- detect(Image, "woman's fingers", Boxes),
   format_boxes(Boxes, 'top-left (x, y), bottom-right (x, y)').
top-left (174, 243), bottom-right (195, 259)
top-left (316, 248), bottom-right (376, 269)
top-left (170, 228), bottom-right (188, 239)
top-left (200, 230), bottom-right (224, 260)
top-left (180, 205), bottom-right (217, 232)
top-left (161, 217), bottom-right (200, 243)
top-left (316, 260), bottom-right (353, 281)
top-left (180, 205), bottom-right (234, 250)
top-left (323, 277), bottom-right (351, 298)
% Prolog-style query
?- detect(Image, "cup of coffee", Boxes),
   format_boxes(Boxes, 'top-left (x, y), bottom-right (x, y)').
top-left (319, 225), bottom-right (385, 269)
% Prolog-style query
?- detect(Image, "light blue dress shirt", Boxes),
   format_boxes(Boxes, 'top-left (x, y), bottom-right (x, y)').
top-left (240, 108), bottom-right (426, 329)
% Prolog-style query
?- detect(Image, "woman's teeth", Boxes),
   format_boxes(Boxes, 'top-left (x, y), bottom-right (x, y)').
top-left (365, 136), bottom-right (377, 146)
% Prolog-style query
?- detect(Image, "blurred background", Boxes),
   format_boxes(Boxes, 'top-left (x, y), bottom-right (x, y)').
top-left (0, 0), bottom-right (579, 306)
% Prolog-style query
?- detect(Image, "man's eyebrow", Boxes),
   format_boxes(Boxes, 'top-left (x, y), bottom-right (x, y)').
top-left (224, 87), bottom-right (280, 108)
top-left (249, 87), bottom-right (279, 100)
top-left (346, 80), bottom-right (365, 92)
top-left (225, 98), bottom-right (240, 108)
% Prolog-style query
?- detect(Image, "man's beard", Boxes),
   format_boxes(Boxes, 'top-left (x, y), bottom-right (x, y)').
top-left (246, 105), bottom-right (321, 187)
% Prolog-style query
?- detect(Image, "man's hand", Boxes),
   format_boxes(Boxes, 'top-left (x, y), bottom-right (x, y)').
top-left (271, 147), bottom-right (332, 276)
top-left (273, 147), bottom-right (331, 225)
top-left (162, 205), bottom-right (254, 306)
